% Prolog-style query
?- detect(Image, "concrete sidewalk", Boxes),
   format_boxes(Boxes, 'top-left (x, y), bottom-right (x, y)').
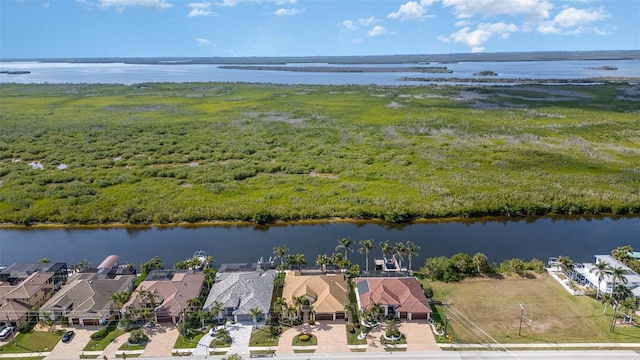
top-left (441, 342), bottom-right (640, 350)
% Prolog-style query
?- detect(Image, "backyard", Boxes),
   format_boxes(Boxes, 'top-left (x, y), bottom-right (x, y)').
top-left (425, 273), bottom-right (640, 345)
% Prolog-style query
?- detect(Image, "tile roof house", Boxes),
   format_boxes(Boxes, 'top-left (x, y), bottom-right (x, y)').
top-left (122, 270), bottom-right (205, 324)
top-left (40, 271), bottom-right (135, 326)
top-left (282, 271), bottom-right (349, 322)
top-left (0, 272), bottom-right (56, 325)
top-left (203, 270), bottom-right (277, 324)
top-left (355, 277), bottom-right (432, 321)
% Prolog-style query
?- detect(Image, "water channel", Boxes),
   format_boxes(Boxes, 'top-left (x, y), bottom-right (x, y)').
top-left (1, 216), bottom-right (638, 271)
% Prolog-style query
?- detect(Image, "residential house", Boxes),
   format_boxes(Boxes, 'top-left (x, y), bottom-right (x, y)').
top-left (122, 270), bottom-right (205, 324)
top-left (573, 255), bottom-right (640, 298)
top-left (355, 277), bottom-right (432, 321)
top-left (203, 270), bottom-right (277, 324)
top-left (282, 271), bottom-right (349, 322)
top-left (40, 255), bottom-right (135, 326)
top-left (0, 272), bottom-right (56, 326)
top-left (0, 262), bottom-right (67, 287)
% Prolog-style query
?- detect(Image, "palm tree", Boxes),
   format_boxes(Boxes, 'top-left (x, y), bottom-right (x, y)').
top-left (472, 253), bottom-right (489, 274)
top-left (557, 256), bottom-right (574, 277)
top-left (187, 297), bottom-right (203, 313)
top-left (344, 303), bottom-right (357, 323)
top-left (203, 268), bottom-right (216, 292)
top-left (315, 254), bottom-right (330, 269)
top-left (293, 296), bottom-right (306, 320)
top-left (358, 239), bottom-right (376, 273)
top-left (284, 304), bottom-right (297, 324)
top-left (601, 293), bottom-right (615, 314)
top-left (110, 292), bottom-right (131, 321)
top-left (273, 297), bottom-right (288, 320)
top-left (406, 241), bottom-right (420, 272)
top-left (203, 255), bottom-right (214, 269)
top-left (141, 256), bottom-right (163, 274)
top-left (590, 261), bottom-right (612, 299)
top-left (208, 300), bottom-right (224, 324)
top-left (273, 245), bottom-right (289, 267)
top-left (370, 302), bottom-right (384, 322)
top-left (137, 286), bottom-right (159, 310)
top-left (393, 242), bottom-right (407, 270)
top-left (335, 237), bottom-right (354, 260)
top-left (379, 240), bottom-right (391, 258)
top-left (249, 307), bottom-right (263, 330)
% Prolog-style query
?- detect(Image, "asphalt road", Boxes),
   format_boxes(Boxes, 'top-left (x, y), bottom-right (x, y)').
top-left (141, 350), bottom-right (640, 360)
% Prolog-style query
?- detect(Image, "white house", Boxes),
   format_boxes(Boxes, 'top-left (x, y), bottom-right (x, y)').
top-left (573, 255), bottom-right (640, 298)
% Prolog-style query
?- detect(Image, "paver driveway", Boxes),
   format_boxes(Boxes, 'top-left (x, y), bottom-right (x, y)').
top-left (277, 322), bottom-right (348, 355)
top-left (45, 328), bottom-right (94, 360)
top-left (400, 321), bottom-right (440, 351)
top-left (141, 324), bottom-right (180, 357)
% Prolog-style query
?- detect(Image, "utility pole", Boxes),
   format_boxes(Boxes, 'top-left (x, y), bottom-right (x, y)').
top-left (443, 302), bottom-right (448, 338)
top-left (518, 304), bottom-right (525, 336)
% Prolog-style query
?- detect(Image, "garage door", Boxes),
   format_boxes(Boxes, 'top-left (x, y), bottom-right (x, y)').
top-left (315, 313), bottom-right (333, 321)
top-left (411, 312), bottom-right (428, 320)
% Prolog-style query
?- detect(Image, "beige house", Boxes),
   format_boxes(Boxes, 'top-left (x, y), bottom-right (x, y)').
top-left (0, 272), bottom-right (56, 325)
top-left (40, 271), bottom-right (135, 326)
top-left (355, 277), bottom-right (432, 321)
top-left (122, 270), bottom-right (205, 324)
top-left (282, 272), bottom-right (349, 322)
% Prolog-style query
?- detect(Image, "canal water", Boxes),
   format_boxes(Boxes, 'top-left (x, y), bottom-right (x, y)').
top-left (0, 216), bottom-right (638, 271)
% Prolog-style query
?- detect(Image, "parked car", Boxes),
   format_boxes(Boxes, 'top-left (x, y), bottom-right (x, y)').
top-left (61, 330), bottom-right (75, 343)
top-left (0, 326), bottom-right (14, 340)
top-left (209, 325), bottom-right (225, 336)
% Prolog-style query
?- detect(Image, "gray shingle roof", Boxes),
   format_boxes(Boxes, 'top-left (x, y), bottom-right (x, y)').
top-left (203, 270), bottom-right (276, 317)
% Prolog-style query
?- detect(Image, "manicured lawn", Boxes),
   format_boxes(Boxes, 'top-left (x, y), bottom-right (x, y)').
top-left (83, 325), bottom-right (126, 351)
top-left (173, 328), bottom-right (206, 348)
top-left (0, 330), bottom-right (63, 353)
top-left (292, 333), bottom-right (317, 346)
top-left (118, 342), bottom-right (147, 350)
top-left (209, 337), bottom-right (231, 348)
top-left (250, 326), bottom-right (287, 346)
top-left (345, 325), bottom-right (367, 345)
top-left (425, 274), bottom-right (640, 344)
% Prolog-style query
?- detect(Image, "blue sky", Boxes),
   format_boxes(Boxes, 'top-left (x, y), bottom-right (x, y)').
top-left (1, 0), bottom-right (638, 58)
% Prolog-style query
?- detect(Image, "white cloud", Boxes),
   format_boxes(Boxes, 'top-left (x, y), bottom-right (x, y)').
top-left (442, 0), bottom-right (553, 21)
top-left (99, 0), bottom-right (173, 11)
top-left (196, 38), bottom-right (211, 47)
top-left (188, 2), bottom-right (215, 17)
top-left (439, 22), bottom-right (518, 52)
top-left (42, 2), bottom-right (50, 8)
top-left (358, 17), bottom-right (377, 26)
top-left (537, 6), bottom-right (609, 34)
top-left (274, 7), bottom-right (298, 16)
top-left (340, 20), bottom-right (358, 31)
top-left (351, 38), bottom-right (362, 43)
top-left (388, 0), bottom-right (436, 21)
top-left (368, 25), bottom-right (386, 37)
top-left (216, 0), bottom-right (296, 7)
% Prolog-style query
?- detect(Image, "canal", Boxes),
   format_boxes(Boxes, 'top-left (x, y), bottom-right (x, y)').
top-left (0, 216), bottom-right (638, 270)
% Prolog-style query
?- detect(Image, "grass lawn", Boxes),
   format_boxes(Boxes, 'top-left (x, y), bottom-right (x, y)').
top-left (292, 333), bottom-right (317, 346)
top-left (250, 326), bottom-right (287, 347)
top-left (83, 326), bottom-right (127, 351)
top-left (173, 328), bottom-right (206, 349)
top-left (346, 325), bottom-right (367, 345)
top-left (0, 330), bottom-right (63, 353)
top-left (425, 273), bottom-right (640, 344)
top-left (209, 337), bottom-right (231, 348)
top-left (118, 342), bottom-right (147, 350)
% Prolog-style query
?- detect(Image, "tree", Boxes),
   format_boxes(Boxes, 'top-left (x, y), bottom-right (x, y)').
top-left (379, 240), bottom-right (391, 258)
top-left (249, 307), bottom-right (263, 330)
top-left (110, 292), bottom-right (131, 321)
top-left (273, 245), bottom-right (288, 267)
top-left (358, 239), bottom-right (376, 273)
top-left (208, 300), bottom-right (224, 323)
top-left (370, 302), bottom-right (384, 322)
top-left (273, 297), bottom-right (288, 320)
top-left (472, 253), bottom-right (489, 274)
top-left (187, 297), bottom-right (203, 313)
top-left (393, 242), bottom-right (407, 270)
top-left (557, 256), bottom-right (573, 277)
top-left (203, 268), bottom-right (217, 292)
top-left (141, 256), bottom-right (163, 274)
top-left (344, 303), bottom-right (357, 323)
top-left (293, 296), bottom-right (306, 320)
top-left (70, 259), bottom-right (92, 273)
top-left (590, 260), bottom-right (612, 299)
top-left (508, 258), bottom-right (525, 275)
top-left (406, 241), bottom-right (420, 272)
top-left (315, 254), bottom-right (330, 268)
top-left (601, 293), bottom-right (615, 314)
top-left (38, 258), bottom-right (50, 263)
top-left (137, 286), bottom-right (159, 310)
top-left (286, 253), bottom-right (306, 270)
top-left (284, 304), bottom-right (297, 323)
top-left (335, 237), bottom-right (354, 260)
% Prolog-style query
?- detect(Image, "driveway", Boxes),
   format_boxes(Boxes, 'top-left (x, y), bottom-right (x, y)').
top-left (141, 324), bottom-right (180, 357)
top-left (400, 321), bottom-right (440, 351)
top-left (45, 328), bottom-right (94, 360)
top-left (277, 322), bottom-right (348, 354)
top-left (227, 323), bottom-right (252, 355)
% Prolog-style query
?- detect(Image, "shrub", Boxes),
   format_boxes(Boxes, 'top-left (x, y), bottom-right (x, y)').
top-left (91, 328), bottom-right (109, 340)
top-left (128, 329), bottom-right (149, 344)
top-left (269, 325), bottom-right (282, 336)
top-left (298, 334), bottom-right (311, 342)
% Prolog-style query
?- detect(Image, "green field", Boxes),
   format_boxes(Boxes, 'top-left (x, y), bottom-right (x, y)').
top-left (426, 274), bottom-right (640, 344)
top-left (0, 82), bottom-right (638, 225)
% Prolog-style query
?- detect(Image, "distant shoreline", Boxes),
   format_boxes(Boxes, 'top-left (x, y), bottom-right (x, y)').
top-left (2, 50), bottom-right (639, 65)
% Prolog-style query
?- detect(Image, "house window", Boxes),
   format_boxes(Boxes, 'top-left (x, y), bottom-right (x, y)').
top-left (226, 308), bottom-right (234, 317)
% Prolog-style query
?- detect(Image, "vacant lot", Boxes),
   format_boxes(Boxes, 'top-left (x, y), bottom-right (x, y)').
top-left (0, 83), bottom-right (639, 225)
top-left (426, 274), bottom-right (640, 344)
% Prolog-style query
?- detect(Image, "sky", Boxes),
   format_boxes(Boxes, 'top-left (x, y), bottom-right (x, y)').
top-left (1, 0), bottom-right (639, 58)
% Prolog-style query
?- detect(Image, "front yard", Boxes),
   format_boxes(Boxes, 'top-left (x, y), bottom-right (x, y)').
top-left (0, 330), bottom-right (63, 353)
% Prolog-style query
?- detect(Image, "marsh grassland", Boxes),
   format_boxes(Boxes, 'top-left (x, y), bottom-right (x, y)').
top-left (0, 82), bottom-right (638, 225)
